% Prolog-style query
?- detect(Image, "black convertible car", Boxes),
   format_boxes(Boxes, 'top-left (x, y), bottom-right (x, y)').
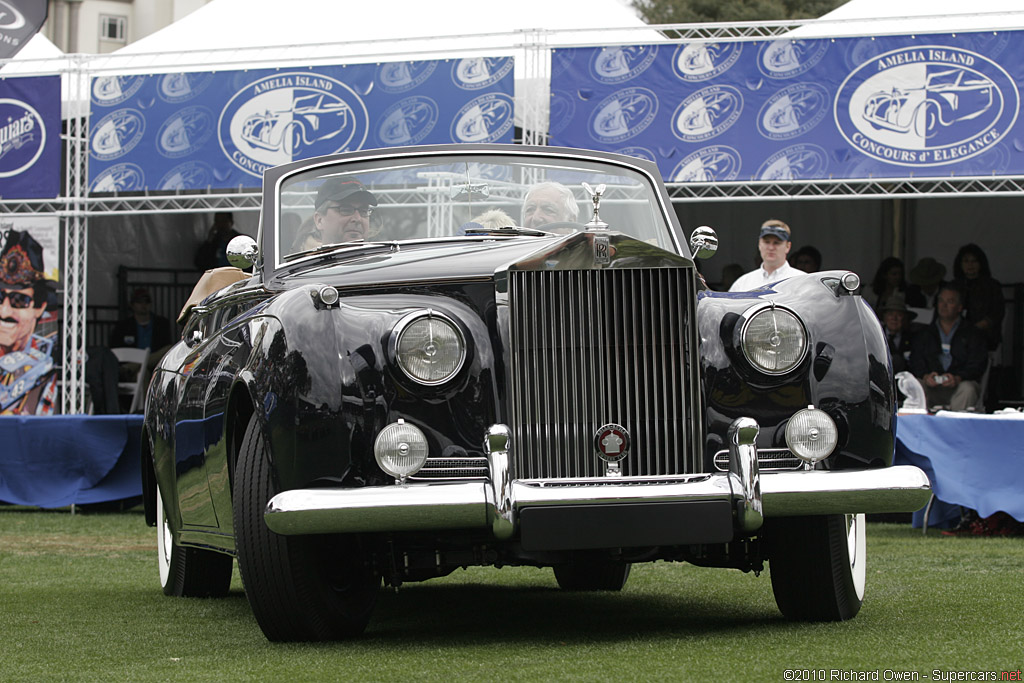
top-left (143, 144), bottom-right (930, 641)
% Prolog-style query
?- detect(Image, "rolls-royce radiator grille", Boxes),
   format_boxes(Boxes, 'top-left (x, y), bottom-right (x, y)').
top-left (507, 268), bottom-right (697, 480)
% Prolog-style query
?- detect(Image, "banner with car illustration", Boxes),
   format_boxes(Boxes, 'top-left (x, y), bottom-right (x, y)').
top-left (550, 31), bottom-right (1024, 182)
top-left (87, 58), bottom-right (515, 193)
top-left (0, 75), bottom-right (61, 200)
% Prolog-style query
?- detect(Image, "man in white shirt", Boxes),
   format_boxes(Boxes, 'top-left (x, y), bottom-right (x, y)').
top-left (728, 219), bottom-right (800, 292)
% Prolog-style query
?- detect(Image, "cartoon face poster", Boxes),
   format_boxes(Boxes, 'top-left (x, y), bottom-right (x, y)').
top-left (0, 217), bottom-right (60, 415)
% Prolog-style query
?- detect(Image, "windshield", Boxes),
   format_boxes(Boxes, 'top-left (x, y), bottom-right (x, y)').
top-left (275, 153), bottom-right (674, 265)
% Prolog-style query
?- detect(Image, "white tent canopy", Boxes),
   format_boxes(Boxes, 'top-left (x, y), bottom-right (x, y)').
top-left (97, 0), bottom-right (665, 131)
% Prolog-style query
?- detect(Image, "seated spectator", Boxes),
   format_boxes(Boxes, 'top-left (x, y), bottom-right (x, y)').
top-left (953, 243), bottom-right (1004, 352)
top-left (792, 245), bottom-right (822, 273)
top-left (109, 287), bottom-right (174, 371)
top-left (905, 257), bottom-right (946, 325)
top-left (908, 283), bottom-right (988, 412)
top-left (867, 257), bottom-right (907, 316)
top-left (879, 295), bottom-right (915, 374)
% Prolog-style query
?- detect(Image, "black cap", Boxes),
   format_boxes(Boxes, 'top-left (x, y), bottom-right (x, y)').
top-left (315, 178), bottom-right (377, 211)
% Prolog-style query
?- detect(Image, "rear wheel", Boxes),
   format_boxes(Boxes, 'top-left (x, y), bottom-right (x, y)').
top-left (233, 414), bottom-right (379, 641)
top-left (767, 513), bottom-right (866, 621)
top-left (156, 481), bottom-right (233, 597)
top-left (553, 553), bottom-right (632, 591)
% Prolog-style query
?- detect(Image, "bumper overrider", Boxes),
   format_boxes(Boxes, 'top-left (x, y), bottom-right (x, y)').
top-left (264, 419), bottom-right (931, 549)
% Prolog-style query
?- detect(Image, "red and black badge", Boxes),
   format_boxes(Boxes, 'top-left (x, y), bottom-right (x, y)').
top-left (594, 423), bottom-right (630, 462)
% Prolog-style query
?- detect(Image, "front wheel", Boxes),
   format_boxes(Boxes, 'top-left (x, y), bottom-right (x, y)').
top-left (233, 414), bottom-right (379, 641)
top-left (553, 553), bottom-right (632, 591)
top-left (156, 481), bottom-right (233, 597)
top-left (766, 513), bottom-right (866, 621)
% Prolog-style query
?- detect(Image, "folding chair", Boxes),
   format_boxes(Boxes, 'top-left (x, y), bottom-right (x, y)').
top-left (110, 346), bottom-right (150, 413)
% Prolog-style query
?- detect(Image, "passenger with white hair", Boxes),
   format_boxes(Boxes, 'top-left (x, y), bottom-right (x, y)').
top-left (520, 181), bottom-right (579, 230)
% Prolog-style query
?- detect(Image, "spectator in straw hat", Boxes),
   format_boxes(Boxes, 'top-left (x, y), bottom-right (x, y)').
top-left (879, 294), bottom-right (916, 374)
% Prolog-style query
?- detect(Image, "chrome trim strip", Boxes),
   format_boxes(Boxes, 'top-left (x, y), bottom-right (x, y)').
top-left (727, 417), bottom-right (763, 533)
top-left (263, 465), bottom-right (931, 536)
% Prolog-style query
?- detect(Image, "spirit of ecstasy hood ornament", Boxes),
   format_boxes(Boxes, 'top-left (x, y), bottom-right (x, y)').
top-left (582, 182), bottom-right (608, 230)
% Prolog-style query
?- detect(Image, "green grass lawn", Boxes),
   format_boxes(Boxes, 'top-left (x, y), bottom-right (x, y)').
top-left (1, 509), bottom-right (1021, 682)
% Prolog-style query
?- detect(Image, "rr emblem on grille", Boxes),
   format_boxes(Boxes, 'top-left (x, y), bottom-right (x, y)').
top-left (595, 423), bottom-right (630, 462)
top-left (594, 234), bottom-right (611, 265)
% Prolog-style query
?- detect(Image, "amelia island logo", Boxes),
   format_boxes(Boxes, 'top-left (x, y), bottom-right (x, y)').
top-left (218, 72), bottom-right (368, 177)
top-left (376, 96), bottom-right (439, 146)
top-left (672, 145), bottom-right (742, 182)
top-left (757, 143), bottom-right (828, 180)
top-left (158, 106), bottom-right (215, 158)
top-left (672, 85), bottom-right (742, 142)
top-left (158, 161), bottom-right (215, 191)
top-left (378, 61), bottom-right (438, 94)
top-left (835, 45), bottom-right (1019, 167)
top-left (90, 108), bottom-right (145, 161)
top-left (758, 39), bottom-right (829, 80)
top-left (590, 45), bottom-right (658, 84)
top-left (672, 42), bottom-right (743, 82)
top-left (92, 76), bottom-right (146, 106)
top-left (758, 82), bottom-right (830, 140)
top-left (450, 93), bottom-right (514, 143)
top-left (452, 57), bottom-right (514, 90)
top-left (90, 162), bottom-right (145, 193)
top-left (159, 72), bottom-right (215, 103)
top-left (589, 87), bottom-right (659, 144)
top-left (0, 98), bottom-right (45, 178)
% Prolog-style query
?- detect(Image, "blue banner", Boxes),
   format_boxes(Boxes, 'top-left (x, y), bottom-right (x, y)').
top-left (0, 75), bottom-right (61, 200)
top-left (550, 33), bottom-right (1024, 182)
top-left (88, 57), bottom-right (515, 193)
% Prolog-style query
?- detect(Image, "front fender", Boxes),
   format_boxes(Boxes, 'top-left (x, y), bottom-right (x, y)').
top-left (697, 272), bottom-right (895, 470)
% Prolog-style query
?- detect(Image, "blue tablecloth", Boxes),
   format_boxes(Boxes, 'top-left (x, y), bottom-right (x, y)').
top-left (0, 415), bottom-right (143, 508)
top-left (895, 412), bottom-right (1024, 523)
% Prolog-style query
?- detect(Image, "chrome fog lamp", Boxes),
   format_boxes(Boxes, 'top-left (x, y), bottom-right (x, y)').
top-left (374, 419), bottom-right (429, 482)
top-left (740, 305), bottom-right (807, 375)
top-left (785, 406), bottom-right (838, 464)
top-left (393, 311), bottom-right (466, 385)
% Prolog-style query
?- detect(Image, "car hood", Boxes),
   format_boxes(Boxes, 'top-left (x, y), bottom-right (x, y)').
top-left (273, 233), bottom-right (691, 290)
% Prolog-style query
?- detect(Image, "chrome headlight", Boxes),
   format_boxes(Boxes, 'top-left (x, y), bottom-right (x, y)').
top-left (374, 419), bottom-right (429, 480)
top-left (785, 406), bottom-right (838, 464)
top-left (739, 305), bottom-right (808, 375)
top-left (392, 311), bottom-right (466, 385)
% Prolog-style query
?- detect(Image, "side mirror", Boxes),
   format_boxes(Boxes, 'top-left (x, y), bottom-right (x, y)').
top-left (226, 235), bottom-right (258, 269)
top-left (689, 225), bottom-right (718, 260)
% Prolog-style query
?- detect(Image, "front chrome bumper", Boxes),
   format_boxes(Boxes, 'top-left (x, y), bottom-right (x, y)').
top-left (264, 419), bottom-right (932, 541)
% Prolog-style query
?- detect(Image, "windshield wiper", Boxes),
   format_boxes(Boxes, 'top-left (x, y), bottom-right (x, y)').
top-left (462, 225), bottom-right (552, 238)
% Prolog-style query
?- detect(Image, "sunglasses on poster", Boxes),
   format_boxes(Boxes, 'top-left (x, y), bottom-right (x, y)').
top-left (0, 289), bottom-right (35, 309)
